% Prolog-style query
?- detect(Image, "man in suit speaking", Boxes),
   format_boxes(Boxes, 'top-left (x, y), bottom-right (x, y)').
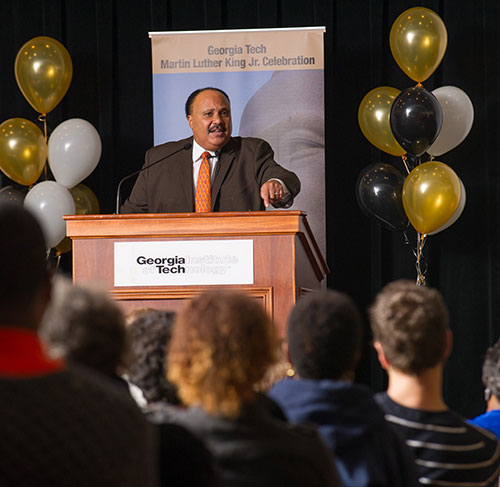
top-left (121, 87), bottom-right (300, 213)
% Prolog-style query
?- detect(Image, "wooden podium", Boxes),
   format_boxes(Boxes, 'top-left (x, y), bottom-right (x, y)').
top-left (65, 211), bottom-right (328, 337)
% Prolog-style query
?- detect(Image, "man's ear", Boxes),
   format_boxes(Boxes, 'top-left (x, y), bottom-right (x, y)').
top-left (187, 115), bottom-right (193, 129)
top-left (373, 341), bottom-right (390, 370)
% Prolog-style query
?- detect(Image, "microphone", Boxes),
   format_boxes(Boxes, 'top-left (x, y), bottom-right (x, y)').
top-left (115, 142), bottom-right (192, 214)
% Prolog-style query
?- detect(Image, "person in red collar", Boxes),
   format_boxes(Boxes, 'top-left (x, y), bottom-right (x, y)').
top-left (0, 203), bottom-right (60, 376)
top-left (0, 203), bottom-right (158, 487)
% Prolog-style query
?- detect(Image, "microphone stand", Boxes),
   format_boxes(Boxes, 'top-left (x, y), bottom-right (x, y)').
top-left (115, 142), bottom-right (192, 214)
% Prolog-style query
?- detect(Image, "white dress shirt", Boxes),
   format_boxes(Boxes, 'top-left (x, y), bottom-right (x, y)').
top-left (192, 140), bottom-right (218, 190)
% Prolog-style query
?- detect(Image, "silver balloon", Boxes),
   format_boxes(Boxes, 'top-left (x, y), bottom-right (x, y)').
top-left (24, 181), bottom-right (75, 249)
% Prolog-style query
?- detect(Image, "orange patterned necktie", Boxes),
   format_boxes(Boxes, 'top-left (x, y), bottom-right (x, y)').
top-left (195, 151), bottom-right (211, 212)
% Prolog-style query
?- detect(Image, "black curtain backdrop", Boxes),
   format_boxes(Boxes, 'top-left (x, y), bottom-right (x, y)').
top-left (1, 0), bottom-right (498, 418)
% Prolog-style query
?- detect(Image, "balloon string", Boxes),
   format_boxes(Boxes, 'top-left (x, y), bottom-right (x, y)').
top-left (403, 229), bottom-right (418, 260)
top-left (401, 155), bottom-right (411, 175)
top-left (415, 233), bottom-right (427, 286)
top-left (38, 114), bottom-right (48, 180)
top-left (416, 82), bottom-right (423, 88)
top-left (46, 248), bottom-right (61, 270)
top-left (37, 114), bottom-right (47, 141)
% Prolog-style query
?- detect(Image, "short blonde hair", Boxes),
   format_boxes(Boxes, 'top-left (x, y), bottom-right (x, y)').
top-left (369, 280), bottom-right (449, 374)
top-left (168, 291), bottom-right (278, 417)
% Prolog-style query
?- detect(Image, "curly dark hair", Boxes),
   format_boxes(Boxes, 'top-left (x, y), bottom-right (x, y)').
top-left (287, 291), bottom-right (363, 380)
top-left (127, 310), bottom-right (180, 405)
top-left (168, 291), bottom-right (278, 417)
top-left (369, 279), bottom-right (449, 374)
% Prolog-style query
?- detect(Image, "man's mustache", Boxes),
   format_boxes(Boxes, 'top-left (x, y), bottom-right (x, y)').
top-left (209, 123), bottom-right (226, 132)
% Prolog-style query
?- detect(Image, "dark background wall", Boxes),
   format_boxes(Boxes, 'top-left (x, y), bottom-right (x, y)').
top-left (0, 0), bottom-right (498, 418)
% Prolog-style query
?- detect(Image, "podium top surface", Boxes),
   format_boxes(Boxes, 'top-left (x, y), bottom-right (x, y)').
top-left (64, 210), bottom-right (309, 238)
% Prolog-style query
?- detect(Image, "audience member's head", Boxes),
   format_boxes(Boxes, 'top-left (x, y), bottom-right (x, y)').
top-left (128, 309), bottom-right (181, 405)
top-left (482, 339), bottom-right (500, 403)
top-left (40, 276), bottom-right (129, 377)
top-left (287, 290), bottom-right (363, 380)
top-left (168, 290), bottom-right (278, 417)
top-left (369, 279), bottom-right (449, 374)
top-left (0, 203), bottom-right (50, 329)
top-left (125, 307), bottom-right (155, 325)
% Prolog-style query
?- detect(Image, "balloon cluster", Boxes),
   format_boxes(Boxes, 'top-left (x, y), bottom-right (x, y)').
top-left (356, 7), bottom-right (473, 284)
top-left (0, 36), bottom-right (102, 253)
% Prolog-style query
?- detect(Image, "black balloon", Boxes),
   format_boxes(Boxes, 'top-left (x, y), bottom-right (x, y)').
top-left (0, 185), bottom-right (28, 205)
top-left (390, 86), bottom-right (443, 156)
top-left (356, 163), bottom-right (408, 231)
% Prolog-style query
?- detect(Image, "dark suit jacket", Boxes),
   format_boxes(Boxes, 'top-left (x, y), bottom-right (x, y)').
top-left (121, 136), bottom-right (300, 213)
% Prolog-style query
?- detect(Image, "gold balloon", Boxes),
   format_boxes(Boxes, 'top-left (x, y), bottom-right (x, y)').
top-left (358, 86), bottom-right (405, 156)
top-left (403, 161), bottom-right (461, 235)
top-left (390, 7), bottom-right (447, 82)
top-left (0, 118), bottom-right (47, 186)
top-left (70, 183), bottom-right (100, 215)
top-left (15, 36), bottom-right (73, 114)
top-left (55, 236), bottom-right (72, 256)
top-left (56, 184), bottom-right (100, 255)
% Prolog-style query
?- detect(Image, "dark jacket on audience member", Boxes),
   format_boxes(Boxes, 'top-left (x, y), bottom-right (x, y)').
top-left (146, 402), bottom-right (219, 487)
top-left (269, 379), bottom-right (417, 487)
top-left (172, 393), bottom-right (340, 487)
top-left (0, 349), bottom-right (157, 486)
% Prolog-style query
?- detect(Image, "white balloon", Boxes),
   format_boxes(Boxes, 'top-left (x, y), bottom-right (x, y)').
top-left (24, 181), bottom-right (76, 249)
top-left (48, 118), bottom-right (102, 188)
top-left (428, 86), bottom-right (474, 157)
top-left (428, 179), bottom-right (466, 235)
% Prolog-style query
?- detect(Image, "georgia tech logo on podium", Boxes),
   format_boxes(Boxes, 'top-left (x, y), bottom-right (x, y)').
top-left (136, 255), bottom-right (186, 274)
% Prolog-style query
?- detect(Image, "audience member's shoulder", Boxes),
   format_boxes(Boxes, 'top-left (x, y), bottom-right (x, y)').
top-left (60, 363), bottom-right (147, 414)
top-left (255, 392), bottom-right (287, 421)
top-left (470, 410), bottom-right (500, 440)
top-left (154, 420), bottom-right (218, 487)
top-left (374, 391), bottom-right (392, 410)
top-left (143, 401), bottom-right (185, 424)
top-left (254, 394), bottom-right (326, 442)
top-left (377, 391), bottom-right (500, 446)
top-left (451, 409), bottom-right (500, 442)
top-left (375, 391), bottom-right (429, 421)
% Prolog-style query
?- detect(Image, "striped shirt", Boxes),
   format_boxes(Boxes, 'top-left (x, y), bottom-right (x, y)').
top-left (376, 393), bottom-right (500, 487)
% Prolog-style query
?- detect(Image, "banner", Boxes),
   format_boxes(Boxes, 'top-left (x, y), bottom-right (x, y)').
top-left (150, 27), bottom-right (326, 256)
